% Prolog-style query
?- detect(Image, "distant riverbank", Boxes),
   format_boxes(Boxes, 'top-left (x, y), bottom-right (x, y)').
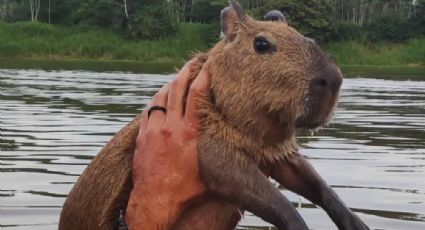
top-left (0, 22), bottom-right (212, 64)
top-left (0, 22), bottom-right (424, 75)
top-left (1, 58), bottom-right (424, 80)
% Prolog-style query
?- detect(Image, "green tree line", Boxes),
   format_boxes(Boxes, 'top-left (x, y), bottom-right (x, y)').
top-left (0, 0), bottom-right (424, 42)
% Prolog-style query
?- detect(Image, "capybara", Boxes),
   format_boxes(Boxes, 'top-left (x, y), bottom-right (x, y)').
top-left (59, 0), bottom-right (369, 229)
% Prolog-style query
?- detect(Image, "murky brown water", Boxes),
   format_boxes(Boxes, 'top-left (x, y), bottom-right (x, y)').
top-left (1, 69), bottom-right (424, 230)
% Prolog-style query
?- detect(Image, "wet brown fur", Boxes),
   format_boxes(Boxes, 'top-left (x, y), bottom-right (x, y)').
top-left (59, 5), bottom-right (342, 230)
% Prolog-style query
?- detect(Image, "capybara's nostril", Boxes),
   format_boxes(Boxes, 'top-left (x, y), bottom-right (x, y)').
top-left (326, 70), bottom-right (343, 93)
top-left (311, 63), bottom-right (343, 94)
top-left (317, 78), bottom-right (328, 88)
top-left (311, 77), bottom-right (330, 91)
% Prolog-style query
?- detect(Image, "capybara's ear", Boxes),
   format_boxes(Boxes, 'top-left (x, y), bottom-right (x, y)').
top-left (221, 0), bottom-right (246, 40)
top-left (264, 10), bottom-right (286, 24)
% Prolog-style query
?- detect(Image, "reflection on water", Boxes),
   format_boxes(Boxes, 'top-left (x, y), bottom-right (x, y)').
top-left (1, 69), bottom-right (425, 230)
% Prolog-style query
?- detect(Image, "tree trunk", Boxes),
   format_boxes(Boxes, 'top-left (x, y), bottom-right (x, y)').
top-left (122, 0), bottom-right (132, 33)
top-left (5, 0), bottom-right (8, 20)
top-left (29, 0), bottom-right (34, 21)
top-left (0, 0), bottom-right (6, 20)
top-left (35, 0), bottom-right (40, 21)
top-left (182, 0), bottom-right (187, 22)
top-left (368, 0), bottom-right (375, 23)
top-left (29, 0), bottom-right (41, 22)
top-left (383, 2), bottom-right (389, 14)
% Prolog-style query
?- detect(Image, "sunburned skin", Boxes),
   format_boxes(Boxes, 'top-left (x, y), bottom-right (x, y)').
top-left (59, 0), bottom-right (369, 229)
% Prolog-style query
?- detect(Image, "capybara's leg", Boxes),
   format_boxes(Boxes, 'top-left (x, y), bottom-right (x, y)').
top-left (59, 115), bottom-right (141, 230)
top-left (198, 136), bottom-right (309, 230)
top-left (271, 152), bottom-right (370, 230)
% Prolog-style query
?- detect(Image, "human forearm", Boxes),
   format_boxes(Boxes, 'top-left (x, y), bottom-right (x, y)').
top-left (125, 60), bottom-right (208, 230)
top-left (125, 188), bottom-right (182, 230)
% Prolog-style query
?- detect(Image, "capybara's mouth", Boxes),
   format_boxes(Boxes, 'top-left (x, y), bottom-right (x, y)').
top-left (295, 59), bottom-right (342, 130)
top-left (295, 110), bottom-right (333, 130)
top-left (295, 90), bottom-right (340, 130)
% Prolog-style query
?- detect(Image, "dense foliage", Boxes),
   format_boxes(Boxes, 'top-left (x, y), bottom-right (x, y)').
top-left (1, 0), bottom-right (178, 39)
top-left (1, 21), bottom-right (423, 66)
top-left (0, 0), bottom-right (424, 42)
top-left (0, 21), bottom-right (211, 61)
top-left (252, 0), bottom-right (335, 41)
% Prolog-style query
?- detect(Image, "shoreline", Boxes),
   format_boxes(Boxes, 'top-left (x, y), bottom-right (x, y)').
top-left (0, 57), bottom-right (182, 74)
top-left (1, 57), bottom-right (424, 79)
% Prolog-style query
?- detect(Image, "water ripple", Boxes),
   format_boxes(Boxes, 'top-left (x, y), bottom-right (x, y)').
top-left (1, 69), bottom-right (424, 229)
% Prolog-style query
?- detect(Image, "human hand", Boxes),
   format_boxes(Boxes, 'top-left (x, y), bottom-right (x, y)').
top-left (125, 60), bottom-right (209, 229)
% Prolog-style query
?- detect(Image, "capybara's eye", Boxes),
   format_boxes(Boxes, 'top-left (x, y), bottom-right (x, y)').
top-left (254, 36), bottom-right (275, 54)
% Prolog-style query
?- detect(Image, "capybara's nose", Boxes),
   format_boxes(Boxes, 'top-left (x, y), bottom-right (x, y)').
top-left (310, 62), bottom-right (343, 95)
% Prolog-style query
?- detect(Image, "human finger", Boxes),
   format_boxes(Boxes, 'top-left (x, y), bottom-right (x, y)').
top-left (138, 109), bottom-right (149, 135)
top-left (147, 84), bottom-right (170, 129)
top-left (166, 59), bottom-right (196, 121)
top-left (185, 64), bottom-right (209, 124)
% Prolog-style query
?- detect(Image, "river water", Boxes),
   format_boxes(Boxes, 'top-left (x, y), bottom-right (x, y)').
top-left (1, 69), bottom-right (424, 230)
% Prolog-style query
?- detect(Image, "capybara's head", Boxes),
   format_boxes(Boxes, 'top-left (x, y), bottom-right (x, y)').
top-left (205, 0), bottom-right (342, 144)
